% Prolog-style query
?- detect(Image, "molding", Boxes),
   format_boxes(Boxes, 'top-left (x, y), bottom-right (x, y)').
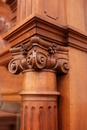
top-left (8, 37), bottom-right (69, 74)
top-left (0, 14), bottom-right (66, 66)
top-left (2, 14), bottom-right (65, 45)
top-left (1, 14), bottom-right (87, 66)
top-left (65, 27), bottom-right (87, 51)
top-left (1, 94), bottom-right (21, 102)
top-left (2, 14), bottom-right (87, 52)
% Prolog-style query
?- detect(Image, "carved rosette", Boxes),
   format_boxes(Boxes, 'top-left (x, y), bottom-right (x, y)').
top-left (8, 37), bottom-right (69, 74)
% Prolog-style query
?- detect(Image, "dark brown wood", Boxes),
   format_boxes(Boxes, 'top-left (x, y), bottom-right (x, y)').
top-left (0, 110), bottom-right (17, 130)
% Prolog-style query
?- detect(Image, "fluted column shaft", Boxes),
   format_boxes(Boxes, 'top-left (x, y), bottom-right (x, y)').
top-left (20, 71), bottom-right (59, 130)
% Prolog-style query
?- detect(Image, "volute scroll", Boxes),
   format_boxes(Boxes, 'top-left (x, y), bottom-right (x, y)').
top-left (8, 37), bottom-right (69, 74)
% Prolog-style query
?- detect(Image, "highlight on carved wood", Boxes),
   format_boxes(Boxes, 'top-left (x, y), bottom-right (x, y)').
top-left (0, 16), bottom-right (11, 34)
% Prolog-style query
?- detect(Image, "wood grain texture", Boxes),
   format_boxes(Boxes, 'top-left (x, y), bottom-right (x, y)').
top-left (20, 71), bottom-right (59, 130)
top-left (58, 74), bottom-right (70, 130)
top-left (66, 0), bottom-right (85, 32)
top-left (0, 66), bottom-right (23, 101)
top-left (1, 0), bottom-right (87, 130)
top-left (69, 47), bottom-right (87, 130)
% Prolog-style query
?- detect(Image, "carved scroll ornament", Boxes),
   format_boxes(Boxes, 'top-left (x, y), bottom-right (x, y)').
top-left (0, 16), bottom-right (11, 34)
top-left (8, 37), bottom-right (69, 74)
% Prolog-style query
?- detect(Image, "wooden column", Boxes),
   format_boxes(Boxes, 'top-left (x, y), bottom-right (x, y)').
top-left (21, 71), bottom-right (58, 130)
top-left (7, 37), bottom-right (69, 130)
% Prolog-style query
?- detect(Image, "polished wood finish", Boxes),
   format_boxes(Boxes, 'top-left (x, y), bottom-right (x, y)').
top-left (20, 71), bottom-right (59, 130)
top-left (0, 0), bottom-right (23, 102)
top-left (0, 14), bottom-right (67, 66)
top-left (17, 0), bottom-right (59, 22)
top-left (7, 35), bottom-right (69, 130)
top-left (0, 66), bottom-right (23, 101)
top-left (1, 0), bottom-right (87, 130)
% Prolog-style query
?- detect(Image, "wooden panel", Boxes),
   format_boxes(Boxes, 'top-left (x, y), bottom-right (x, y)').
top-left (33, 0), bottom-right (59, 21)
top-left (58, 47), bottom-right (87, 130)
top-left (0, 66), bottom-right (23, 101)
top-left (83, 0), bottom-right (87, 32)
top-left (17, 0), bottom-right (32, 22)
top-left (17, 0), bottom-right (59, 22)
top-left (44, 0), bottom-right (58, 20)
top-left (57, 0), bottom-right (67, 25)
top-left (66, 0), bottom-right (85, 32)
top-left (69, 47), bottom-right (87, 130)
top-left (58, 74), bottom-right (70, 130)
top-left (7, 0), bottom-right (17, 26)
top-left (25, 0), bottom-right (32, 17)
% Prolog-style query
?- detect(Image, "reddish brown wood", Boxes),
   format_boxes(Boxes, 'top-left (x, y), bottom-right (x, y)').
top-left (0, 110), bottom-right (17, 130)
top-left (20, 71), bottom-right (59, 130)
top-left (17, 0), bottom-right (59, 23)
top-left (1, 0), bottom-right (87, 130)
top-left (7, 36), bottom-right (69, 130)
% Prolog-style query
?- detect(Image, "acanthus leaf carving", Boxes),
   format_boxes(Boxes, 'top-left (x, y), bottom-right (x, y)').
top-left (8, 37), bottom-right (69, 74)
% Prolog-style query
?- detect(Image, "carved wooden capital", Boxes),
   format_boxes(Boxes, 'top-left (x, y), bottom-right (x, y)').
top-left (8, 37), bottom-right (69, 74)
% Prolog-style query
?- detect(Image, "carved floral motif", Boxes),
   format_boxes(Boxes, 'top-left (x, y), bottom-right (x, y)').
top-left (48, 43), bottom-right (58, 54)
top-left (8, 37), bottom-right (69, 74)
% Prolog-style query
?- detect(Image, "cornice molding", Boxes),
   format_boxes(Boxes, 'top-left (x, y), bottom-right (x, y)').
top-left (8, 37), bottom-right (69, 74)
top-left (65, 27), bottom-right (87, 51)
top-left (2, 14), bottom-right (65, 46)
top-left (0, 14), bottom-right (87, 67)
top-left (2, 14), bottom-right (87, 52)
